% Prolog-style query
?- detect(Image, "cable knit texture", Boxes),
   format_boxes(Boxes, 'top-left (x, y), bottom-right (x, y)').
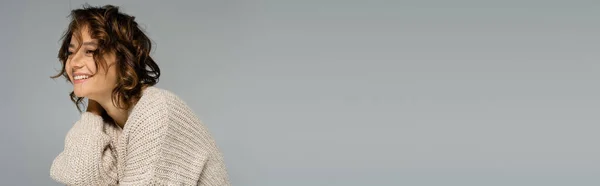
top-left (50, 87), bottom-right (230, 185)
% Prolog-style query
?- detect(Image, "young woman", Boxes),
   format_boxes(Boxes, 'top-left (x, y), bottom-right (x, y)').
top-left (50, 5), bottom-right (230, 185)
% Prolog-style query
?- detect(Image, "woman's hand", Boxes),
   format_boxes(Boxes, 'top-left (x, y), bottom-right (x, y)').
top-left (87, 99), bottom-right (104, 116)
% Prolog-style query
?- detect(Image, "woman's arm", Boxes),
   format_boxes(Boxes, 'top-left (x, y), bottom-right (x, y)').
top-left (50, 103), bottom-right (118, 185)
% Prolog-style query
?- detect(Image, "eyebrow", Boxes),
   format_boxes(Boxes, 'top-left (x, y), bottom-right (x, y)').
top-left (68, 41), bottom-right (97, 48)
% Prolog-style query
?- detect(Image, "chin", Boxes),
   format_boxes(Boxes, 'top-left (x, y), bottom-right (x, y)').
top-left (73, 88), bottom-right (88, 98)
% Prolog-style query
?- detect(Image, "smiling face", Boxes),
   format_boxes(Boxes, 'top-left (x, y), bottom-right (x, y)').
top-left (65, 26), bottom-right (118, 100)
top-left (53, 5), bottom-right (161, 112)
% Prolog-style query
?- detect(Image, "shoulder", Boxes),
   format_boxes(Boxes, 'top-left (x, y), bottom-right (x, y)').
top-left (124, 87), bottom-right (217, 149)
top-left (127, 87), bottom-right (197, 126)
top-left (130, 87), bottom-right (189, 117)
top-left (133, 86), bottom-right (190, 113)
top-left (122, 87), bottom-right (204, 146)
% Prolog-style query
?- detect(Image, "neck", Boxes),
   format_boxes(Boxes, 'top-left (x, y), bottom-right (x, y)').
top-left (96, 95), bottom-right (130, 128)
top-left (92, 86), bottom-right (147, 128)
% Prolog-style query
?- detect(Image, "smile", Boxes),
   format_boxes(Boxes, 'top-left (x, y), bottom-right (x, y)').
top-left (74, 75), bottom-right (90, 80)
top-left (72, 74), bottom-right (92, 84)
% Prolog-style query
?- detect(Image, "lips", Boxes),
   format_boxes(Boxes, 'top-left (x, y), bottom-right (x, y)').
top-left (72, 73), bottom-right (93, 84)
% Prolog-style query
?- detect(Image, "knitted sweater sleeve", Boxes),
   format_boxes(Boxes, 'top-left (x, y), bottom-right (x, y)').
top-left (50, 112), bottom-right (119, 185)
top-left (119, 92), bottom-right (230, 185)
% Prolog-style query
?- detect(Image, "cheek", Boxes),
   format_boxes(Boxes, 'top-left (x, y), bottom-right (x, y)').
top-left (94, 64), bottom-right (119, 86)
top-left (104, 60), bottom-right (118, 84)
top-left (107, 68), bottom-right (119, 84)
top-left (87, 61), bottom-right (98, 74)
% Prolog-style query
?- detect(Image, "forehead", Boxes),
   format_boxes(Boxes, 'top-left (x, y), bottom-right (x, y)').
top-left (69, 26), bottom-right (95, 44)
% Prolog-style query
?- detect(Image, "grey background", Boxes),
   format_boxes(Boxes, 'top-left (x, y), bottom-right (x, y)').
top-left (1, 0), bottom-right (599, 185)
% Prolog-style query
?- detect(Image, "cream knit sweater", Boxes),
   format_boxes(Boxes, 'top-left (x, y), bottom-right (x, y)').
top-left (50, 87), bottom-right (230, 185)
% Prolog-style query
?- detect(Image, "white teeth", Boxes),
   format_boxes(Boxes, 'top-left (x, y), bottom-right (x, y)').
top-left (74, 75), bottom-right (89, 80)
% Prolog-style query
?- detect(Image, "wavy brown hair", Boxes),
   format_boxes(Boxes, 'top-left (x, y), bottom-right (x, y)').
top-left (52, 4), bottom-right (160, 112)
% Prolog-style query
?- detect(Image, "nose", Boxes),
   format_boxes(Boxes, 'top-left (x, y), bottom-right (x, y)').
top-left (70, 49), bottom-right (85, 69)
